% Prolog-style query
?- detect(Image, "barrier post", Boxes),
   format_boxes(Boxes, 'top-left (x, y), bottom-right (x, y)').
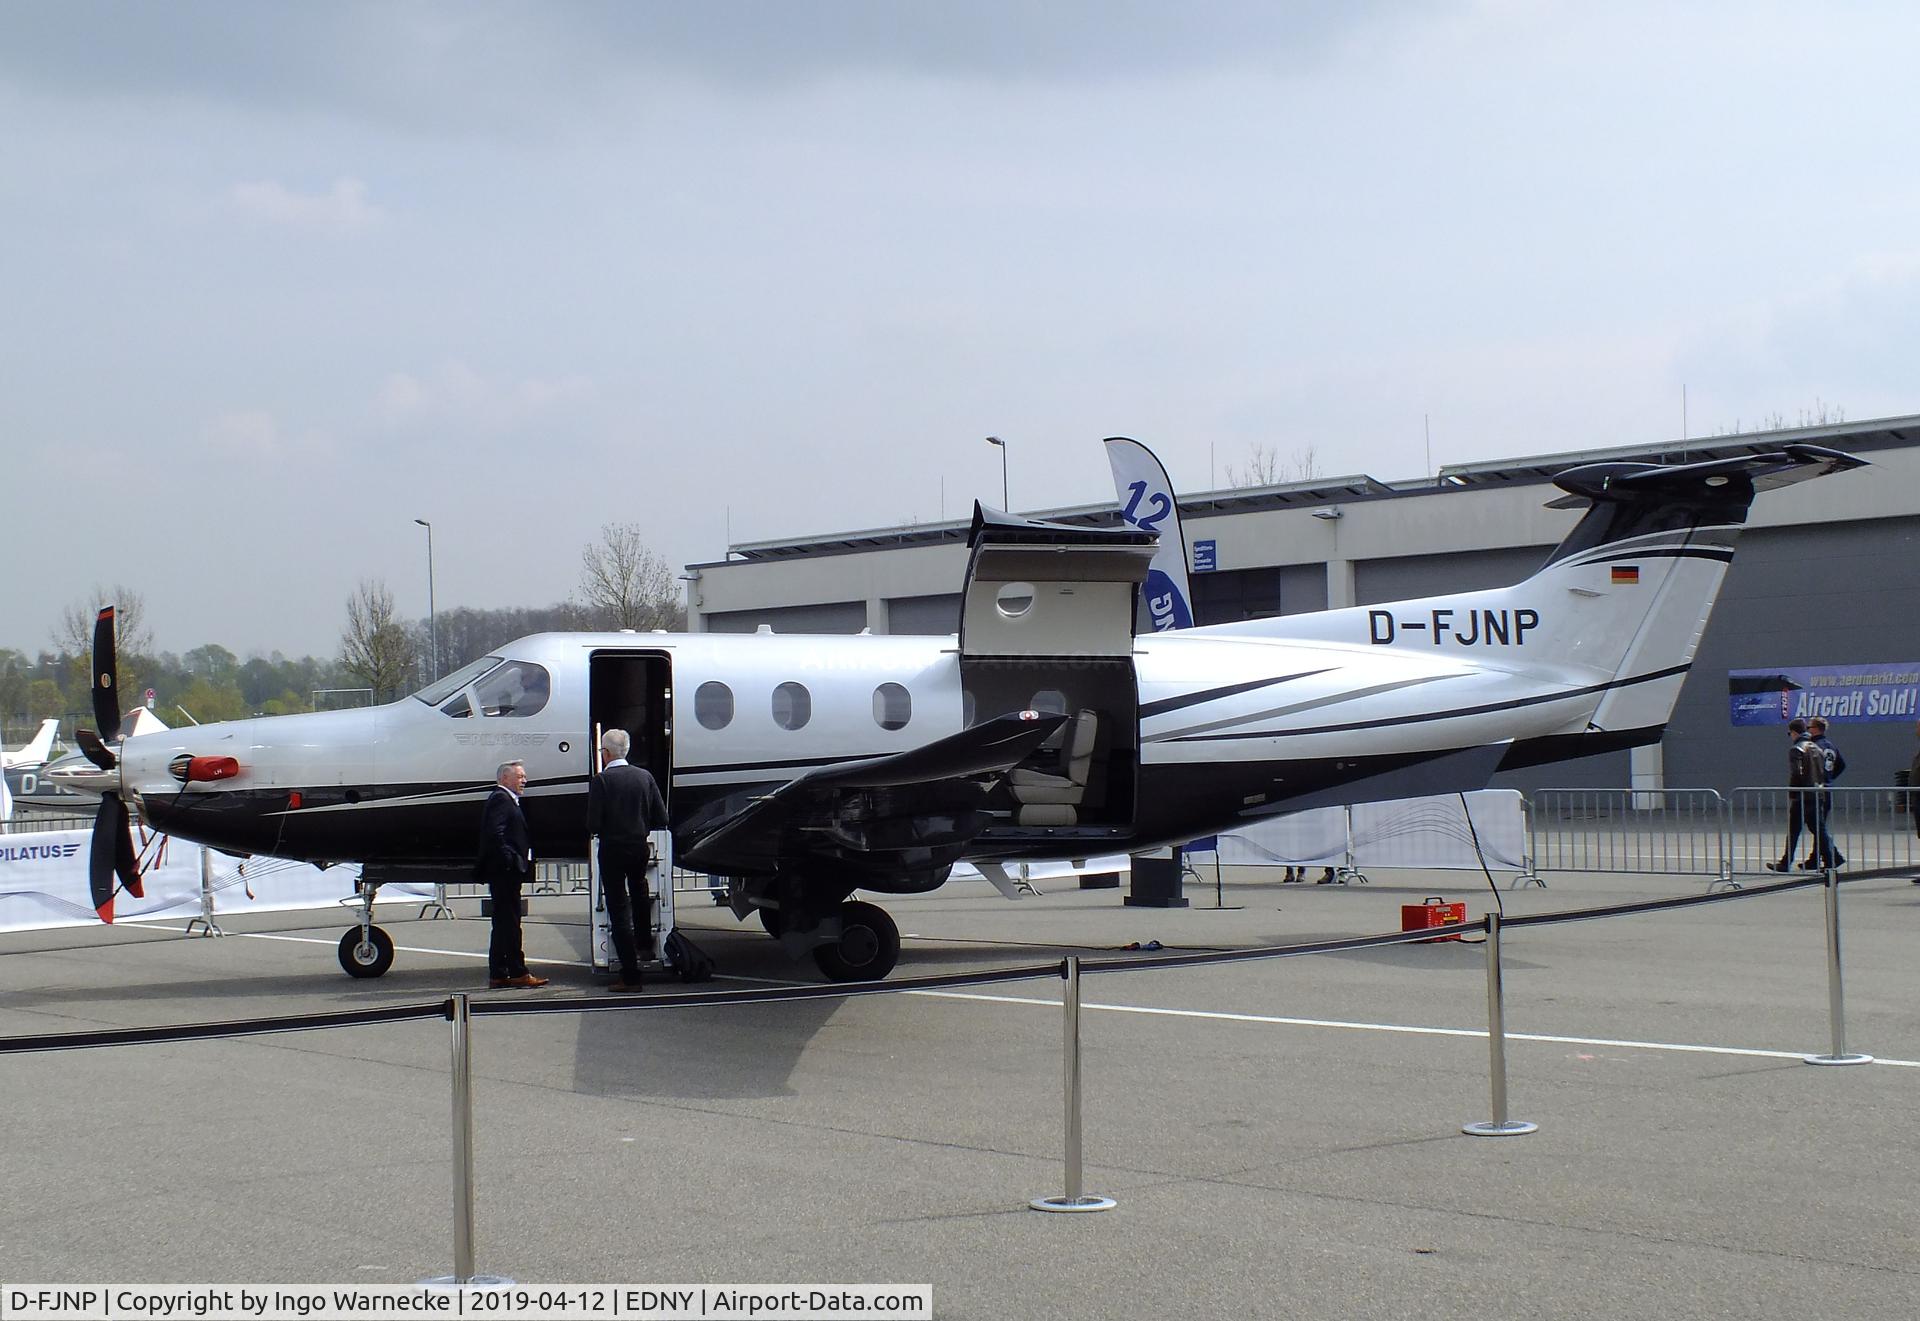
top-left (1805, 870), bottom-right (1873, 1066)
top-left (1031, 956), bottom-right (1115, 1212)
top-left (451, 994), bottom-right (477, 1280)
top-left (423, 995), bottom-right (512, 1288)
top-left (1464, 913), bottom-right (1537, 1136)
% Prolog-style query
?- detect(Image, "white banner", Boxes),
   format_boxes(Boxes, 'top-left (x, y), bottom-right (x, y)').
top-left (0, 828), bottom-right (431, 933)
top-left (1211, 790), bottom-right (1528, 872)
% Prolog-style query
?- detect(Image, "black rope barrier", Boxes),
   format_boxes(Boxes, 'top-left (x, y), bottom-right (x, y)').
top-left (468, 959), bottom-right (1069, 1017)
top-left (0, 998), bottom-right (449, 1056)
top-left (1074, 923), bottom-right (1474, 976)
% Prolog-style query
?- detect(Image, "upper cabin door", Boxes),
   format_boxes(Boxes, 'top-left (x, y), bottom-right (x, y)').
top-left (957, 506), bottom-right (1155, 832)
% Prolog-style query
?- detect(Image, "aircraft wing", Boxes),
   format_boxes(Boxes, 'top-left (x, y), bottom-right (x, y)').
top-left (677, 711), bottom-right (1067, 881)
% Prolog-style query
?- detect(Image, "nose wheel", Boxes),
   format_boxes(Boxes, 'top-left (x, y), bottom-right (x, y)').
top-left (338, 924), bottom-right (396, 977)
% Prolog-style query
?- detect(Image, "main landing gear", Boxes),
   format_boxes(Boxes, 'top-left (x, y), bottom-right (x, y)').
top-left (812, 900), bottom-right (901, 982)
top-left (338, 880), bottom-right (396, 978)
top-left (749, 891), bottom-right (902, 982)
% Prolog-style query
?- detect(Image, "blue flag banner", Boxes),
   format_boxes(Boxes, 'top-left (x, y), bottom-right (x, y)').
top-left (1104, 437), bottom-right (1195, 631)
top-left (1728, 663), bottom-right (1920, 725)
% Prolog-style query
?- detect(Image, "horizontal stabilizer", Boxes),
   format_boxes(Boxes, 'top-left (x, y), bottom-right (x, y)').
top-left (1545, 445), bottom-right (1867, 510)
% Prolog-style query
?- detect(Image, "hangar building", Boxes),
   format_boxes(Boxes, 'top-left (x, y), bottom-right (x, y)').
top-left (685, 416), bottom-right (1920, 794)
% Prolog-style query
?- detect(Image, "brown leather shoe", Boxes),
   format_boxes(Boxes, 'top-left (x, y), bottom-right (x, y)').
top-left (607, 979), bottom-right (645, 993)
top-left (487, 977), bottom-right (513, 989)
top-left (502, 972), bottom-right (549, 988)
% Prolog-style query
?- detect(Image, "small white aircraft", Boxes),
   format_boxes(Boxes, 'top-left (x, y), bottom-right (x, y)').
top-left (56, 441), bottom-right (1863, 981)
top-left (2, 718), bottom-right (61, 770)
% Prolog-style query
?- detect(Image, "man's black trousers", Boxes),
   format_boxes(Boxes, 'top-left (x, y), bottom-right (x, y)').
top-left (600, 839), bottom-right (654, 980)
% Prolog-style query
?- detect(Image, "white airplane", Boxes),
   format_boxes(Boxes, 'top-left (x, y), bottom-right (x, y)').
top-left (56, 442), bottom-right (1863, 981)
top-left (2, 718), bottom-right (61, 769)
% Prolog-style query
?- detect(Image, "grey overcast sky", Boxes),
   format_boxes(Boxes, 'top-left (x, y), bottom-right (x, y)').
top-left (3, 1), bottom-right (1916, 660)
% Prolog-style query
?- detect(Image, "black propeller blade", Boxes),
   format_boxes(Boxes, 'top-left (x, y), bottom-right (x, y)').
top-left (75, 727), bottom-right (115, 771)
top-left (86, 791), bottom-right (144, 924)
top-left (91, 605), bottom-right (119, 740)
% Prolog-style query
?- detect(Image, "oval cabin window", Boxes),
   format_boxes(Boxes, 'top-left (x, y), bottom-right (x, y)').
top-left (695, 681), bottom-right (734, 730)
top-left (873, 682), bottom-right (911, 731)
top-left (772, 681), bottom-right (812, 731)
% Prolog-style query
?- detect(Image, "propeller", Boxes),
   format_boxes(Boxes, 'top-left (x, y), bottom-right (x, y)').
top-left (82, 605), bottom-right (143, 921)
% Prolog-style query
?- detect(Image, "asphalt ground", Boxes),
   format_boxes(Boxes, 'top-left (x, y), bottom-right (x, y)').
top-left (2, 865), bottom-right (1918, 1320)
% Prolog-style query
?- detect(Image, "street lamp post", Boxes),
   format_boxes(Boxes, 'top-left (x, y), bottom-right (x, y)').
top-left (986, 435), bottom-right (1009, 510)
top-left (414, 518), bottom-right (437, 683)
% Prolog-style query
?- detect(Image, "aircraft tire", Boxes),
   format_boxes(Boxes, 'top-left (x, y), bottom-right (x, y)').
top-left (811, 900), bottom-right (899, 982)
top-left (758, 907), bottom-right (785, 938)
top-left (338, 925), bottom-right (396, 978)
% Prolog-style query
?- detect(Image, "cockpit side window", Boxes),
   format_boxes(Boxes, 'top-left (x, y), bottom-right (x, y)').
top-left (475, 661), bottom-right (551, 718)
top-left (440, 693), bottom-right (472, 719)
top-left (414, 656), bottom-right (504, 706)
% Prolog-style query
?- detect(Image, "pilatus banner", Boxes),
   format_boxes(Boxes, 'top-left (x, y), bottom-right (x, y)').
top-left (1728, 663), bottom-right (1920, 725)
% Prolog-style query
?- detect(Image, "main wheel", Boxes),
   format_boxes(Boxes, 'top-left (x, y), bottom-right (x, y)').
top-left (758, 906), bottom-right (786, 938)
top-left (338, 925), bottom-right (396, 978)
top-left (811, 900), bottom-right (900, 982)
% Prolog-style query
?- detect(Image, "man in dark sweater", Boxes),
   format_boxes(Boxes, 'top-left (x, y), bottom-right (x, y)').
top-left (589, 728), bottom-right (670, 990)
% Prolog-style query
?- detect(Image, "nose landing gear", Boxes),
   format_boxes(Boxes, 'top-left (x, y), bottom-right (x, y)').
top-left (337, 879), bottom-right (395, 978)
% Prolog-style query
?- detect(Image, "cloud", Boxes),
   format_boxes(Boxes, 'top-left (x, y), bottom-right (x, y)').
top-left (1675, 251), bottom-right (1920, 432)
top-left (201, 409), bottom-right (334, 460)
top-left (373, 359), bottom-right (593, 434)
top-left (228, 177), bottom-right (383, 234)
top-left (0, 1), bottom-right (1419, 128)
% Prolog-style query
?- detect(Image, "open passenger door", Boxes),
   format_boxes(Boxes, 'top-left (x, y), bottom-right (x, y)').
top-left (959, 505), bottom-right (1155, 838)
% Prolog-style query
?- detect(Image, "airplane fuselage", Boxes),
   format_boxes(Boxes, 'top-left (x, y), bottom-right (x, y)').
top-left (118, 611), bottom-right (1648, 875)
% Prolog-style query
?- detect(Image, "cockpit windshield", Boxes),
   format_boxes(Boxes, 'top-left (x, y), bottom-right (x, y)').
top-left (413, 656), bottom-right (504, 707)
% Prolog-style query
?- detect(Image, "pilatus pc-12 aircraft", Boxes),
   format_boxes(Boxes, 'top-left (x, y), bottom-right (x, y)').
top-left (57, 442), bottom-right (1862, 982)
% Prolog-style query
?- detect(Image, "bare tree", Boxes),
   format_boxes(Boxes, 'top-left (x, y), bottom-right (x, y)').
top-left (55, 585), bottom-right (155, 659)
top-left (341, 579), bottom-right (418, 702)
top-left (577, 523), bottom-right (683, 631)
top-left (1225, 443), bottom-right (1322, 488)
top-left (54, 585), bottom-right (155, 721)
top-left (1715, 398), bottom-right (1849, 437)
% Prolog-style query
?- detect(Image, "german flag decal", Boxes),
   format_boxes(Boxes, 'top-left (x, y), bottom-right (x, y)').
top-left (1611, 565), bottom-right (1640, 584)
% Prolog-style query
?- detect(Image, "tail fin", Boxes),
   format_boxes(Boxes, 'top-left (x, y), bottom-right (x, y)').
top-left (1526, 444), bottom-right (1865, 742)
top-left (1202, 444), bottom-right (1865, 752)
top-left (5, 718), bottom-right (59, 768)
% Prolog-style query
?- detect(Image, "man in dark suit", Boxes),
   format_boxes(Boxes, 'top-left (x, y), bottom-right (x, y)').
top-left (588, 728), bottom-right (669, 991)
top-left (476, 759), bottom-right (548, 988)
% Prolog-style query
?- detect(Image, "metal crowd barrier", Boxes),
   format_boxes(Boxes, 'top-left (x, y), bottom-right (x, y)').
top-left (1520, 786), bottom-right (1919, 890)
top-left (1519, 789), bottom-right (1733, 888)
top-left (1726, 785), bottom-right (1920, 879)
top-left (0, 812), bottom-right (94, 834)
